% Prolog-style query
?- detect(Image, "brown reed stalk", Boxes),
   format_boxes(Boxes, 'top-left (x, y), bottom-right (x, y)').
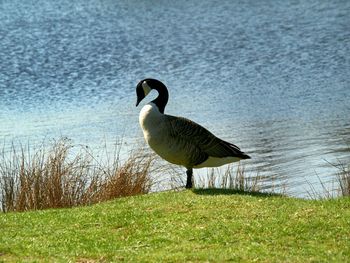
top-left (0, 139), bottom-right (154, 212)
top-left (335, 162), bottom-right (350, 197)
top-left (196, 163), bottom-right (263, 192)
top-left (92, 150), bottom-right (154, 202)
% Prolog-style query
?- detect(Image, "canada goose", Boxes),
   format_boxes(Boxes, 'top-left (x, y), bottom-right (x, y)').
top-left (136, 78), bottom-right (250, 189)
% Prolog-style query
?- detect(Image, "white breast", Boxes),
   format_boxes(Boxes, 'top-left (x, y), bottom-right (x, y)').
top-left (139, 103), bottom-right (169, 154)
top-left (139, 103), bottom-right (189, 166)
top-left (139, 103), bottom-right (163, 139)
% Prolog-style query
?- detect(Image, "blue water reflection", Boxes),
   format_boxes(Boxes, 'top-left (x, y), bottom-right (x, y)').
top-left (0, 0), bottom-right (349, 197)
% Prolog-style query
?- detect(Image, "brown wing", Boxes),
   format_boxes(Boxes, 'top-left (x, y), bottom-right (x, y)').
top-left (166, 115), bottom-right (250, 165)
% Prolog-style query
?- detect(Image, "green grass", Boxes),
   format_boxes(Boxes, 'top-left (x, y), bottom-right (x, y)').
top-left (1, 190), bottom-right (349, 262)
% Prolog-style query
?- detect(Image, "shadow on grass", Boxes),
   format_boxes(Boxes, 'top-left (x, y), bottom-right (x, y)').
top-left (192, 188), bottom-right (284, 198)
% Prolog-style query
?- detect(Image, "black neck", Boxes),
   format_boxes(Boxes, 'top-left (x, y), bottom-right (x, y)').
top-left (151, 82), bottom-right (169, 114)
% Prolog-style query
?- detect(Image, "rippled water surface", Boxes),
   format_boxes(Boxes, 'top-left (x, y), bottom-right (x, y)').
top-left (1, 0), bottom-right (349, 197)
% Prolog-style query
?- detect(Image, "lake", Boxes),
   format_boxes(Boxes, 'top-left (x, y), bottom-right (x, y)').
top-left (0, 0), bottom-right (349, 197)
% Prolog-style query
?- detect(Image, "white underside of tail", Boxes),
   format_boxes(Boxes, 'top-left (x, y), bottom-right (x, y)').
top-left (194, 156), bottom-right (241, 168)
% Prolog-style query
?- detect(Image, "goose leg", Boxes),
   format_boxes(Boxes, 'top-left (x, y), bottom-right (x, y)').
top-left (186, 169), bottom-right (193, 189)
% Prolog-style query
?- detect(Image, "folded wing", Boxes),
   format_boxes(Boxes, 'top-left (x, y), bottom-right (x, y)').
top-left (166, 115), bottom-right (250, 166)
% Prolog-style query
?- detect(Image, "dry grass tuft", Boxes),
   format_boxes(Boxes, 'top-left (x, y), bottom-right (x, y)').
top-left (306, 160), bottom-right (350, 199)
top-left (207, 164), bottom-right (261, 192)
top-left (91, 149), bottom-right (154, 202)
top-left (0, 139), bottom-right (154, 212)
top-left (335, 162), bottom-right (350, 197)
top-left (196, 163), bottom-right (265, 193)
top-left (193, 162), bottom-right (287, 196)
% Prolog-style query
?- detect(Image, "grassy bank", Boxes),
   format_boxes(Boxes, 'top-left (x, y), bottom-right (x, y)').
top-left (1, 190), bottom-right (349, 262)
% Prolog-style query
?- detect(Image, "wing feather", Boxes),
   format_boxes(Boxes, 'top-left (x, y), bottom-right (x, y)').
top-left (165, 115), bottom-right (250, 165)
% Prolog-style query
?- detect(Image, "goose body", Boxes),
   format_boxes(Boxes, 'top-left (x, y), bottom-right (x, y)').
top-left (136, 78), bottom-right (250, 188)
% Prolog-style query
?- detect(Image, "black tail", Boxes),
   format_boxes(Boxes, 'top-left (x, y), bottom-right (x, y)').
top-left (224, 141), bottom-right (251, 159)
top-left (240, 152), bottom-right (251, 159)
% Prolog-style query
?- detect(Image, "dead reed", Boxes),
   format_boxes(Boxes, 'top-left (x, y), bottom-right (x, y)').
top-left (306, 160), bottom-right (350, 199)
top-left (0, 138), bottom-right (154, 212)
top-left (207, 164), bottom-right (261, 192)
top-left (195, 163), bottom-right (269, 193)
top-left (336, 162), bottom-right (350, 197)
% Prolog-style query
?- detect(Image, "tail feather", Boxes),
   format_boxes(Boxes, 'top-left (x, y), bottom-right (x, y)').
top-left (222, 141), bottom-right (251, 159)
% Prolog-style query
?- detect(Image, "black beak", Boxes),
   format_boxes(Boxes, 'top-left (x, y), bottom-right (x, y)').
top-left (136, 80), bottom-right (146, 107)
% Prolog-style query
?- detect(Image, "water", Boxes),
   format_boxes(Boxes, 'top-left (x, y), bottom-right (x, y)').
top-left (0, 0), bottom-right (349, 197)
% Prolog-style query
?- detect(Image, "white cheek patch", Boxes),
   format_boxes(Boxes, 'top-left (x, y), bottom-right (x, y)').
top-left (142, 81), bottom-right (152, 96)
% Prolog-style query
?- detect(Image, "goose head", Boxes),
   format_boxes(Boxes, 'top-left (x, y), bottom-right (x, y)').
top-left (136, 78), bottom-right (169, 113)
